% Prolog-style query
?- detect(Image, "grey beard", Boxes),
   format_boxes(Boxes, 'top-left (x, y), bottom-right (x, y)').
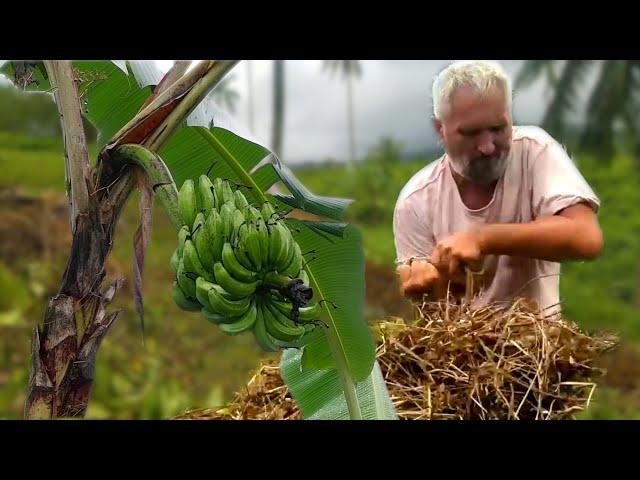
top-left (448, 153), bottom-right (509, 186)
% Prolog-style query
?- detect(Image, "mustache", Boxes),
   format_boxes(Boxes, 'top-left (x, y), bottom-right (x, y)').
top-left (470, 152), bottom-right (508, 163)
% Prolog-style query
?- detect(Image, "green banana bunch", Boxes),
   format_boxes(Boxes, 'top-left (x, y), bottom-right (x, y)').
top-left (171, 175), bottom-right (322, 351)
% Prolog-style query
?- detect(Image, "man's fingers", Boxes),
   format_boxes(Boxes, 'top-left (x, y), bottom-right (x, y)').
top-left (396, 264), bottom-right (411, 296)
top-left (397, 264), bottom-right (411, 284)
top-left (429, 249), bottom-right (440, 267)
top-left (406, 260), bottom-right (441, 300)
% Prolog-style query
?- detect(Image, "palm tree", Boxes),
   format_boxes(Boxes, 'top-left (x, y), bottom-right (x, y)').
top-left (272, 60), bottom-right (285, 159)
top-left (246, 61), bottom-right (255, 133)
top-left (515, 60), bottom-right (640, 158)
top-left (322, 60), bottom-right (362, 167)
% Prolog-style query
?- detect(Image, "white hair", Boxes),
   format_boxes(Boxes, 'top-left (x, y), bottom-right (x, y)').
top-left (432, 60), bottom-right (512, 119)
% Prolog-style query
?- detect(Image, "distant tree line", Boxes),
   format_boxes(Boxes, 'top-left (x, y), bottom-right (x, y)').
top-left (0, 84), bottom-right (97, 140)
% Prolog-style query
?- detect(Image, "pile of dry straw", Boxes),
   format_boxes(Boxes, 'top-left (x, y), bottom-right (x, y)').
top-left (177, 292), bottom-right (618, 420)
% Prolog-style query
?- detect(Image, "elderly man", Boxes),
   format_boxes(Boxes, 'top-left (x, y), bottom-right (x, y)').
top-left (394, 60), bottom-right (603, 311)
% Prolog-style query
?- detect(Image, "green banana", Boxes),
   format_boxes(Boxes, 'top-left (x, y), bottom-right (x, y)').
top-left (234, 189), bottom-right (249, 211)
top-left (214, 262), bottom-right (259, 298)
top-left (177, 225), bottom-right (190, 256)
top-left (256, 218), bottom-right (270, 266)
top-left (266, 220), bottom-right (283, 270)
top-left (197, 175), bottom-right (216, 214)
top-left (205, 209), bottom-right (225, 262)
top-left (221, 180), bottom-right (235, 205)
top-left (234, 224), bottom-right (255, 270)
top-left (272, 299), bottom-right (321, 323)
top-left (244, 225), bottom-right (263, 271)
top-left (207, 283), bottom-right (251, 317)
top-left (195, 276), bottom-right (215, 311)
top-left (233, 246), bottom-right (254, 272)
top-left (193, 213), bottom-right (217, 272)
top-left (299, 268), bottom-right (310, 285)
top-left (213, 177), bottom-right (224, 210)
top-left (219, 202), bottom-right (236, 243)
top-left (210, 282), bottom-right (236, 298)
top-left (178, 179), bottom-right (198, 228)
top-left (183, 239), bottom-right (214, 282)
top-left (222, 242), bottom-right (257, 283)
top-left (176, 259), bottom-right (197, 299)
top-left (282, 241), bottom-right (302, 277)
top-left (246, 205), bottom-right (263, 223)
top-left (261, 201), bottom-right (276, 222)
top-left (218, 302), bottom-right (257, 335)
top-left (201, 307), bottom-right (227, 325)
top-left (262, 300), bottom-right (306, 342)
top-left (192, 211), bottom-right (205, 233)
top-left (252, 303), bottom-right (280, 352)
top-left (231, 209), bottom-right (245, 243)
top-left (170, 248), bottom-right (180, 274)
top-left (275, 224), bottom-right (294, 273)
top-left (172, 281), bottom-right (201, 312)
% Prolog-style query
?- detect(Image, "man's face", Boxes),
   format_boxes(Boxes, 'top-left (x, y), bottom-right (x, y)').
top-left (434, 84), bottom-right (513, 185)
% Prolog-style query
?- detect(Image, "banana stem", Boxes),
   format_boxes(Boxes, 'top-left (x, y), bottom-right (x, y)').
top-left (146, 61), bottom-right (239, 152)
top-left (195, 127), bottom-right (268, 205)
top-left (112, 144), bottom-right (183, 232)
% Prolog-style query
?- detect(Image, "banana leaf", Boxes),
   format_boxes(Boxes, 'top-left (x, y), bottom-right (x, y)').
top-left (281, 348), bottom-right (397, 420)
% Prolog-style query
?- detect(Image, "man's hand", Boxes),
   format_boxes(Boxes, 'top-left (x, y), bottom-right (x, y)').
top-left (430, 230), bottom-right (485, 276)
top-left (397, 260), bottom-right (442, 302)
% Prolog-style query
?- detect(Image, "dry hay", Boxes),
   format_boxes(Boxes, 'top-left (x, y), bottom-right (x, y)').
top-left (175, 297), bottom-right (618, 421)
top-left (175, 361), bottom-right (301, 420)
top-left (377, 298), bottom-right (618, 419)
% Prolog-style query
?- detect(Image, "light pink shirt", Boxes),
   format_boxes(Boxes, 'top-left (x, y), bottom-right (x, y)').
top-left (393, 126), bottom-right (600, 312)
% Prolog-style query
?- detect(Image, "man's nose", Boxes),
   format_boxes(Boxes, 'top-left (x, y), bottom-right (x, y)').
top-left (477, 133), bottom-right (496, 156)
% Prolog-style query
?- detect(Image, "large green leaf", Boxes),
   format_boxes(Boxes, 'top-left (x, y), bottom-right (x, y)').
top-left (300, 220), bottom-right (349, 240)
top-left (250, 163), bottom-right (280, 192)
top-left (272, 164), bottom-right (353, 221)
top-left (159, 126), bottom-right (272, 195)
top-left (281, 349), bottom-right (397, 420)
top-left (74, 62), bottom-right (154, 148)
top-left (286, 220), bottom-right (376, 382)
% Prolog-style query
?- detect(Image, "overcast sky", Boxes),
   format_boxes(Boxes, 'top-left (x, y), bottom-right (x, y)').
top-left (0, 60), bottom-right (564, 165)
top-left (156, 60), bottom-right (553, 165)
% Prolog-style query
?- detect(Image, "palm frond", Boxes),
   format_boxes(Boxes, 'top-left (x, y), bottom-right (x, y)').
top-left (542, 61), bottom-right (595, 137)
top-left (514, 60), bottom-right (557, 89)
top-left (580, 61), bottom-right (631, 156)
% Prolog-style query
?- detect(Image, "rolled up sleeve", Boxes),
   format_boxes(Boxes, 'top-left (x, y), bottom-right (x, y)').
top-left (532, 140), bottom-right (600, 219)
top-left (393, 197), bottom-right (432, 264)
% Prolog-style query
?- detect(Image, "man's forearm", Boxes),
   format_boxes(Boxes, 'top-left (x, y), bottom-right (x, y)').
top-left (478, 213), bottom-right (603, 262)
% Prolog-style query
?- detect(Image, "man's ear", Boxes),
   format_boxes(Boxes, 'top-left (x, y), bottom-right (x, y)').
top-left (432, 117), bottom-right (444, 143)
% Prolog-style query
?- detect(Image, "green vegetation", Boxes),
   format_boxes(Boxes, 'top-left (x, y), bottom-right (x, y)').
top-left (1, 124), bottom-right (638, 419)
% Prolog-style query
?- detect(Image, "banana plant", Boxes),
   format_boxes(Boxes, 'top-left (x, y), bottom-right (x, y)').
top-left (0, 60), bottom-right (396, 420)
